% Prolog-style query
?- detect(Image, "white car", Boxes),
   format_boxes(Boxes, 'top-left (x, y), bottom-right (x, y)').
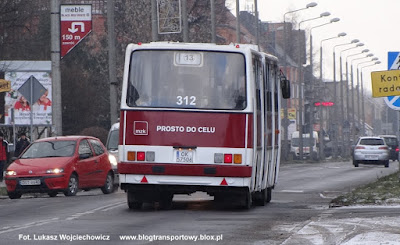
top-left (353, 136), bottom-right (390, 168)
top-left (106, 122), bottom-right (120, 185)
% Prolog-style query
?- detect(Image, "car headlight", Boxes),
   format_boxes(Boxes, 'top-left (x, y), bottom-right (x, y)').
top-left (46, 168), bottom-right (64, 174)
top-left (109, 154), bottom-right (118, 166)
top-left (5, 170), bottom-right (17, 176)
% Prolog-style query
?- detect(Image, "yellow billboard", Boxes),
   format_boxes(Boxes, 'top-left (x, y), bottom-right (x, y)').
top-left (0, 79), bottom-right (11, 92)
top-left (281, 108), bottom-right (296, 119)
top-left (371, 70), bottom-right (400, 97)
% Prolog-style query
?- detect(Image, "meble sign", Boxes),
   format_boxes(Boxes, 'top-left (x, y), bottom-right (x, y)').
top-left (60, 5), bottom-right (92, 58)
top-left (371, 69), bottom-right (400, 97)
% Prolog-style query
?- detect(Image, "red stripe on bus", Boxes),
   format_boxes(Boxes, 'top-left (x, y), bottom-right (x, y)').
top-left (118, 162), bottom-right (252, 177)
top-left (120, 111), bottom-right (253, 148)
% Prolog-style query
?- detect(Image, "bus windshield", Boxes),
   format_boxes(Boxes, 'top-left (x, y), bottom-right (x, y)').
top-left (127, 50), bottom-right (246, 110)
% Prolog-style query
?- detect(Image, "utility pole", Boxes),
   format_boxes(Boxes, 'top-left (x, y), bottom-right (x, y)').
top-left (236, 0), bottom-right (240, 43)
top-left (254, 0), bottom-right (259, 46)
top-left (107, 0), bottom-right (118, 125)
top-left (151, 0), bottom-right (158, 41)
top-left (211, 0), bottom-right (216, 43)
top-left (182, 0), bottom-right (188, 42)
top-left (51, 0), bottom-right (62, 136)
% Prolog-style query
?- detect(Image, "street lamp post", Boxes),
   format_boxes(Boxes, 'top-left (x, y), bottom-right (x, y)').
top-left (357, 58), bottom-right (379, 134)
top-left (360, 61), bottom-right (381, 135)
top-left (340, 43), bottom-right (364, 157)
top-left (297, 12), bottom-right (330, 160)
top-left (348, 51), bottom-right (371, 142)
top-left (332, 39), bottom-right (359, 157)
top-left (282, 2), bottom-right (317, 161)
top-left (308, 16), bottom-right (339, 160)
top-left (318, 32), bottom-right (346, 159)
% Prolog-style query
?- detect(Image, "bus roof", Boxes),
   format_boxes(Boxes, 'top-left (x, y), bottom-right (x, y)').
top-left (126, 42), bottom-right (263, 54)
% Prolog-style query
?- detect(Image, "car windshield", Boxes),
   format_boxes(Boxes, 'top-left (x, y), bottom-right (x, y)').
top-left (107, 130), bottom-right (119, 151)
top-left (359, 139), bottom-right (384, 145)
top-left (383, 137), bottom-right (398, 146)
top-left (20, 140), bottom-right (76, 159)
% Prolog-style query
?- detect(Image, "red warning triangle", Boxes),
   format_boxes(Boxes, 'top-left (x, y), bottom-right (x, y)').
top-left (141, 176), bottom-right (148, 183)
top-left (220, 178), bottom-right (228, 186)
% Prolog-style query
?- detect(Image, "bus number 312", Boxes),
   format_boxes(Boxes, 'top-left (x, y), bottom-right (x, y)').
top-left (176, 96), bottom-right (196, 106)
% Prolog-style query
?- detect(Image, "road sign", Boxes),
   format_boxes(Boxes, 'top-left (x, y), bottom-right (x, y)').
top-left (18, 75), bottom-right (46, 104)
top-left (371, 69), bottom-right (400, 97)
top-left (157, 0), bottom-right (181, 34)
top-left (60, 5), bottom-right (92, 58)
top-left (384, 52), bottom-right (400, 110)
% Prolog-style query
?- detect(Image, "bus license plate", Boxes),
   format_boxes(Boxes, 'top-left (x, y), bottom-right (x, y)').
top-left (176, 150), bottom-right (193, 163)
top-left (20, 179), bottom-right (41, 186)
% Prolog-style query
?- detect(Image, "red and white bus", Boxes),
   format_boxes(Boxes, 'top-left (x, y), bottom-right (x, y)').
top-left (118, 42), bottom-right (290, 209)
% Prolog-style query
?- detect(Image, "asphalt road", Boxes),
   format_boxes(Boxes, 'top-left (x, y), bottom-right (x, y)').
top-left (0, 160), bottom-right (399, 245)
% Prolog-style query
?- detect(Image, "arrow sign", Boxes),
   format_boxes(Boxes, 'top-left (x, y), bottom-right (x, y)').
top-left (68, 22), bottom-right (85, 33)
top-left (383, 52), bottom-right (400, 110)
top-left (60, 5), bottom-right (92, 58)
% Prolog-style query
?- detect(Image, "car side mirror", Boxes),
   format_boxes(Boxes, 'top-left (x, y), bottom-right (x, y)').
top-left (281, 78), bottom-right (291, 99)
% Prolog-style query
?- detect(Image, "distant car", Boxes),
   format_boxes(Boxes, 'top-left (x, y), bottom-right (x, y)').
top-left (379, 135), bottom-right (399, 161)
top-left (4, 136), bottom-right (116, 199)
top-left (106, 121), bottom-right (119, 184)
top-left (353, 136), bottom-right (390, 168)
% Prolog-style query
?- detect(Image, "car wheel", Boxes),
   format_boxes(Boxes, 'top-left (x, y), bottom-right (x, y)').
top-left (8, 192), bottom-right (22, 199)
top-left (101, 172), bottom-right (114, 194)
top-left (353, 160), bottom-right (359, 167)
top-left (64, 174), bottom-right (79, 196)
top-left (385, 160), bottom-right (389, 168)
top-left (48, 192), bottom-right (58, 197)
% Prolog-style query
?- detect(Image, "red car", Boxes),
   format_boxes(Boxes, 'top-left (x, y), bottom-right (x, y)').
top-left (4, 136), bottom-right (115, 199)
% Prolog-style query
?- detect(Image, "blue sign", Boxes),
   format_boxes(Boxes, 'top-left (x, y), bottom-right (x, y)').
top-left (384, 52), bottom-right (400, 110)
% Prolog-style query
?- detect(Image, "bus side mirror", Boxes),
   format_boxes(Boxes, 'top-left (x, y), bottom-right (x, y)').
top-left (281, 79), bottom-right (291, 99)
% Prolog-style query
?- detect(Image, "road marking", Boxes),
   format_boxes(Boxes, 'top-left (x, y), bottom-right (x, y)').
top-left (102, 203), bottom-right (126, 211)
top-left (66, 201), bottom-right (124, 220)
top-left (278, 190), bottom-right (304, 193)
top-left (0, 218), bottom-right (59, 234)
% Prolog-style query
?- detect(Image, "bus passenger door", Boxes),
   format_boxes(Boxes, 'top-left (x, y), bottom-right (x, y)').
top-left (254, 57), bottom-right (264, 192)
top-left (264, 63), bottom-right (273, 188)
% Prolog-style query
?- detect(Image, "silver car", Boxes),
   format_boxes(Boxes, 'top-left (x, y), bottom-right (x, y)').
top-left (353, 136), bottom-right (390, 168)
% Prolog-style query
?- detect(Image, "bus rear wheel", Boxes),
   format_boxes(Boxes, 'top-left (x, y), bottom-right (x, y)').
top-left (127, 190), bottom-right (143, 210)
top-left (159, 193), bottom-right (173, 210)
top-left (242, 189), bottom-right (252, 209)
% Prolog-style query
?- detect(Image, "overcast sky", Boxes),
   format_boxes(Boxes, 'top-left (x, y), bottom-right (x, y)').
top-left (226, 0), bottom-right (398, 92)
